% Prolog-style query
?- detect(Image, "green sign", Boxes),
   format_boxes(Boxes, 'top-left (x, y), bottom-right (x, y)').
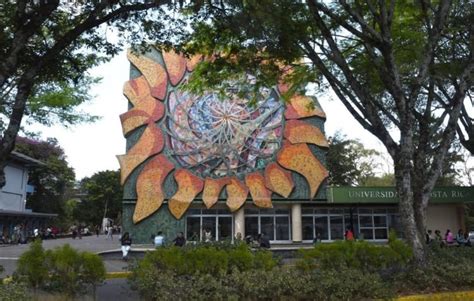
top-left (327, 187), bottom-right (474, 204)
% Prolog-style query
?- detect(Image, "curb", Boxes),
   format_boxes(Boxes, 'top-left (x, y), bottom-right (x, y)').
top-left (105, 271), bottom-right (131, 279)
top-left (396, 290), bottom-right (474, 300)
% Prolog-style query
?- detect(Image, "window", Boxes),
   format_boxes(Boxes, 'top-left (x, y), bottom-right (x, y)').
top-left (245, 216), bottom-right (259, 238)
top-left (244, 208), bottom-right (291, 242)
top-left (314, 216), bottom-right (329, 240)
top-left (218, 216), bottom-right (233, 241)
top-left (185, 209), bottom-right (233, 242)
top-left (330, 216), bottom-right (344, 240)
top-left (358, 209), bottom-right (390, 240)
top-left (275, 216), bottom-right (290, 240)
top-left (186, 217), bottom-right (201, 241)
top-left (302, 216), bottom-right (314, 240)
top-left (302, 207), bottom-right (396, 242)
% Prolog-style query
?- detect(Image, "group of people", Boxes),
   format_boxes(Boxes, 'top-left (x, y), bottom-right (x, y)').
top-left (119, 231), bottom-right (187, 261)
top-left (119, 230), bottom-right (274, 261)
top-left (426, 229), bottom-right (472, 247)
top-left (0, 224), bottom-right (27, 244)
top-left (32, 225), bottom-right (59, 240)
top-left (242, 233), bottom-right (271, 249)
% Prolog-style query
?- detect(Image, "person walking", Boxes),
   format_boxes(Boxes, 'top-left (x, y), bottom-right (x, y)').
top-left (120, 232), bottom-right (132, 261)
top-left (106, 225), bottom-right (113, 240)
top-left (95, 225), bottom-right (100, 237)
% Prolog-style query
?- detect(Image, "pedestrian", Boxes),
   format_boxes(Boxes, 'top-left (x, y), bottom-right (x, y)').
top-left (456, 229), bottom-right (468, 246)
top-left (95, 225), bottom-right (100, 237)
top-left (345, 226), bottom-right (354, 241)
top-left (173, 232), bottom-right (186, 247)
top-left (154, 231), bottom-right (165, 247)
top-left (120, 232), bottom-right (132, 261)
top-left (426, 229), bottom-right (434, 244)
top-left (445, 229), bottom-right (454, 245)
top-left (258, 233), bottom-right (270, 249)
top-left (71, 224), bottom-right (77, 239)
top-left (203, 228), bottom-right (212, 242)
top-left (106, 225), bottom-right (113, 240)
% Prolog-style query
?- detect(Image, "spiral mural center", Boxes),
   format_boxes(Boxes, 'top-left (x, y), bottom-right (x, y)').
top-left (166, 88), bottom-right (284, 178)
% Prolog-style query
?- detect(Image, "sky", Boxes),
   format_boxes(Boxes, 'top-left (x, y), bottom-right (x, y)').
top-left (29, 50), bottom-right (396, 181)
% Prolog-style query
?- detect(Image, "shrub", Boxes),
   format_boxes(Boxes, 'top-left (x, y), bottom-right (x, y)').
top-left (45, 244), bottom-right (106, 297)
top-left (253, 249), bottom-right (278, 271)
top-left (393, 247), bottom-right (474, 294)
top-left (130, 265), bottom-right (393, 301)
top-left (0, 281), bottom-right (29, 301)
top-left (135, 244), bottom-right (278, 277)
top-left (227, 243), bottom-right (254, 271)
top-left (15, 240), bottom-right (48, 289)
top-left (15, 242), bottom-right (105, 298)
top-left (297, 232), bottom-right (412, 273)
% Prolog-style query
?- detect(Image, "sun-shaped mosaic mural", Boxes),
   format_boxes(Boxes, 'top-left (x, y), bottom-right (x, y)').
top-left (117, 48), bottom-right (329, 223)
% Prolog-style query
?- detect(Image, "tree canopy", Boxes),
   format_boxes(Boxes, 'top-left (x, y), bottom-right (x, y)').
top-left (73, 170), bottom-right (122, 227)
top-left (174, 0), bottom-right (473, 263)
top-left (14, 136), bottom-right (75, 228)
top-left (0, 0), bottom-right (186, 188)
top-left (327, 133), bottom-right (381, 186)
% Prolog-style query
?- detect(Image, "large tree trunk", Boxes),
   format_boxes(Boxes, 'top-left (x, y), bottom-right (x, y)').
top-left (394, 130), bottom-right (427, 264)
top-left (396, 172), bottom-right (427, 265)
top-left (0, 78), bottom-right (34, 188)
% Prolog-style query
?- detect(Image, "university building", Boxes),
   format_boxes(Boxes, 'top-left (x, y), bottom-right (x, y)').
top-left (0, 151), bottom-right (56, 241)
top-left (118, 49), bottom-right (474, 244)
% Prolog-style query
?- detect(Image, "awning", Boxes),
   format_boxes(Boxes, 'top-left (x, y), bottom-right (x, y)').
top-left (0, 209), bottom-right (57, 218)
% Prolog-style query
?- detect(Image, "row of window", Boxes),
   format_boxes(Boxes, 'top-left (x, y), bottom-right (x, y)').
top-left (185, 207), bottom-right (402, 242)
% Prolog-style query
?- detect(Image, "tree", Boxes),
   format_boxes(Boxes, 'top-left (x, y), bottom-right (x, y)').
top-left (0, 0), bottom-right (186, 188)
top-left (457, 95), bottom-right (473, 154)
top-left (73, 170), bottom-right (122, 227)
top-left (14, 137), bottom-right (75, 228)
top-left (327, 133), bottom-right (380, 186)
top-left (176, 0), bottom-right (473, 263)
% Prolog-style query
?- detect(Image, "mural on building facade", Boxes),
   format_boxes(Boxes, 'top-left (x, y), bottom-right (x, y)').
top-left (118, 48), bottom-right (329, 223)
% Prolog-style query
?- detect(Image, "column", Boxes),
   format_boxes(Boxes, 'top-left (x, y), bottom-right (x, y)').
top-left (234, 207), bottom-right (245, 240)
top-left (291, 203), bottom-right (302, 243)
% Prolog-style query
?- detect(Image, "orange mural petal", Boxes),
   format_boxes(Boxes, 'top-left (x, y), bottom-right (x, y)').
top-left (186, 54), bottom-right (203, 72)
top-left (127, 50), bottom-right (168, 100)
top-left (123, 76), bottom-right (151, 106)
top-left (133, 154), bottom-right (174, 224)
top-left (120, 111), bottom-right (149, 136)
top-left (117, 124), bottom-right (164, 185)
top-left (245, 172), bottom-right (273, 208)
top-left (163, 50), bottom-right (187, 86)
top-left (264, 162), bottom-right (294, 198)
top-left (277, 143), bottom-right (328, 199)
top-left (285, 95), bottom-right (326, 119)
top-left (202, 177), bottom-right (230, 209)
top-left (120, 97), bottom-right (164, 136)
top-left (284, 120), bottom-right (328, 147)
top-left (168, 169), bottom-right (204, 219)
top-left (226, 177), bottom-right (249, 212)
